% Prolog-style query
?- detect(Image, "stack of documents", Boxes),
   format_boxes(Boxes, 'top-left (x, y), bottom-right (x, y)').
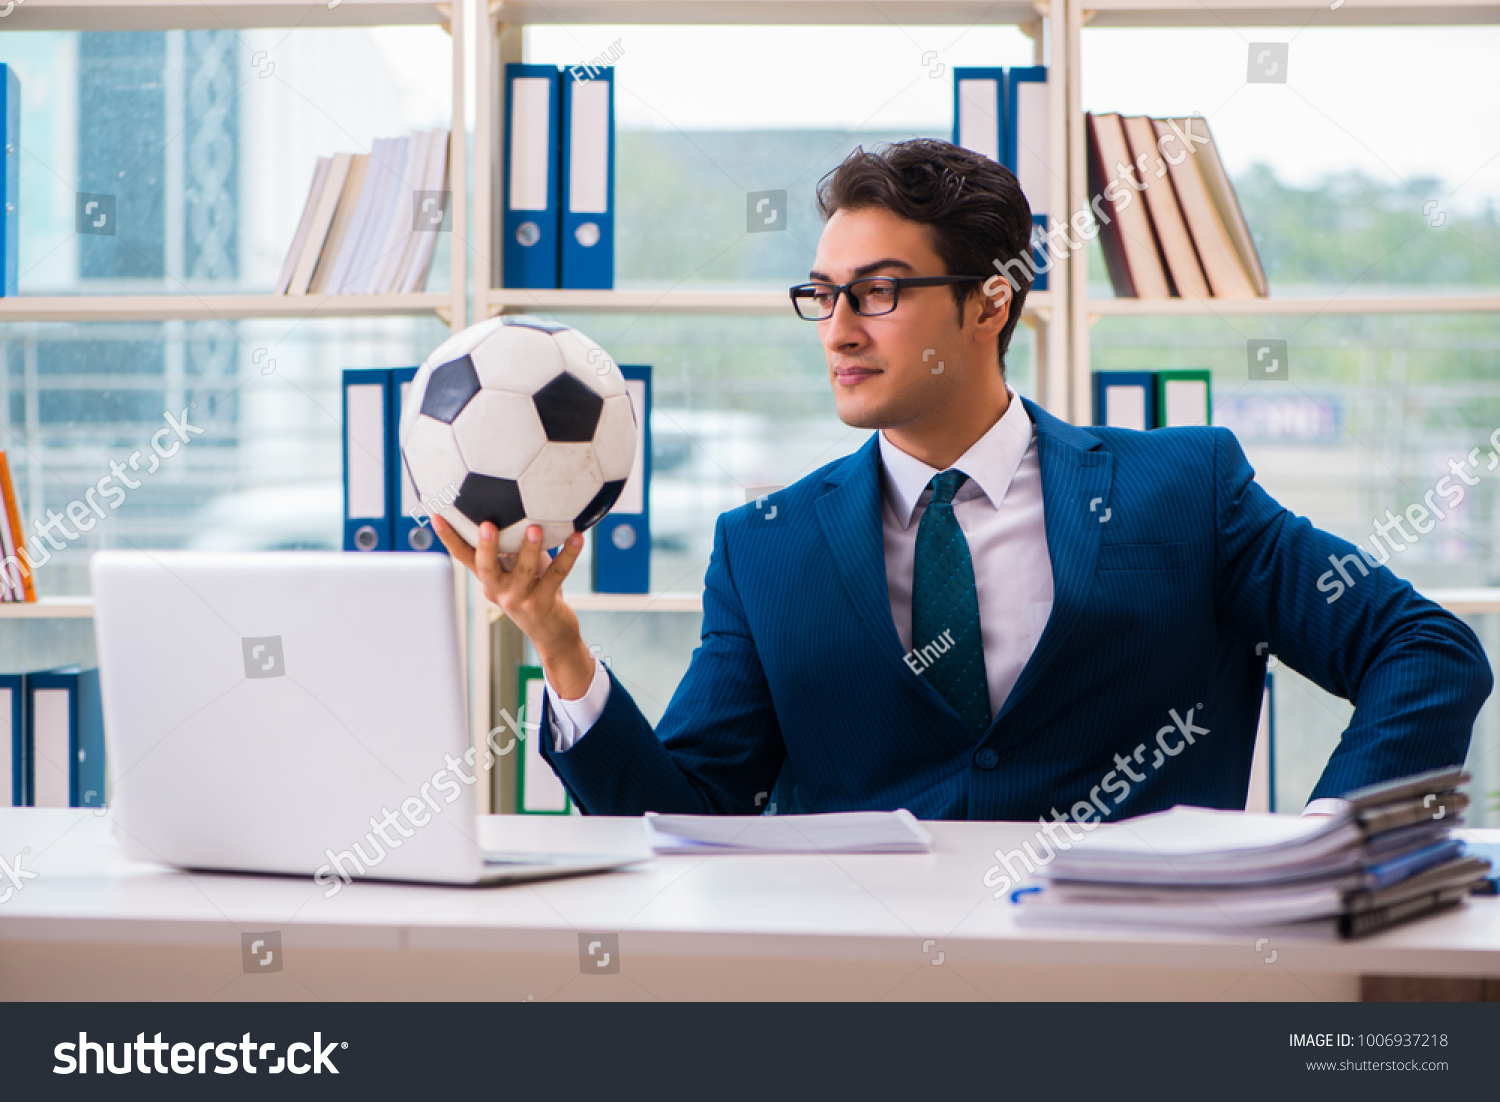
top-left (1016, 767), bottom-right (1490, 938)
top-left (645, 810), bottom-right (933, 855)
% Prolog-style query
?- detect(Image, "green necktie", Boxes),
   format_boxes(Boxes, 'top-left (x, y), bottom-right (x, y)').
top-left (911, 469), bottom-right (990, 733)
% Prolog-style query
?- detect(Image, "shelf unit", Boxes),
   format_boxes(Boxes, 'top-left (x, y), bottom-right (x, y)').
top-left (9, 0), bottom-right (1499, 810)
top-left (473, 0), bottom-right (1072, 413)
top-left (0, 0), bottom-right (490, 804)
top-left (1064, 0), bottom-right (1500, 421)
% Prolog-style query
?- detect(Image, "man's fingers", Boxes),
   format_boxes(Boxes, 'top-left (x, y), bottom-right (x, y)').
top-left (532, 531), bottom-right (584, 605)
top-left (474, 522), bottom-right (509, 592)
top-left (430, 517), bottom-right (476, 570)
top-left (508, 524), bottom-right (546, 597)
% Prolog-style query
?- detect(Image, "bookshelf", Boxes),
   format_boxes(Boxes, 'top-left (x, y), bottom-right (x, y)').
top-left (9, 0), bottom-right (1497, 811)
top-left (473, 0), bottom-right (1072, 412)
top-left (1064, 0), bottom-right (1500, 422)
top-left (0, 0), bottom-right (486, 802)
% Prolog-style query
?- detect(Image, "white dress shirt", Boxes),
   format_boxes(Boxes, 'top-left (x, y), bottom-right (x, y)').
top-left (545, 388), bottom-right (1052, 747)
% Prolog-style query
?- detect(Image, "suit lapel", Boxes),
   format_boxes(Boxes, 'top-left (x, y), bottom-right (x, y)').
top-left (814, 435), bottom-right (959, 720)
top-left (992, 400), bottom-right (1112, 726)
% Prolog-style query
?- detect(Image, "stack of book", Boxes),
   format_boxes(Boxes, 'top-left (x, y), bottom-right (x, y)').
top-left (275, 128), bottom-right (451, 297)
top-left (1015, 767), bottom-right (1491, 938)
top-left (0, 451), bottom-right (34, 603)
top-left (1085, 112), bottom-right (1266, 300)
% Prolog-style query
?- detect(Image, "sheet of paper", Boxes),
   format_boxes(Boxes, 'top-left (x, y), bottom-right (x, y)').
top-left (645, 809), bottom-right (933, 854)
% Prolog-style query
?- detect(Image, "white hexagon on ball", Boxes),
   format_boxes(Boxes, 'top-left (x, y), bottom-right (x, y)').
top-left (591, 394), bottom-right (636, 482)
top-left (451, 390), bottom-right (547, 478)
top-left (403, 415), bottom-right (469, 513)
top-left (520, 443), bottom-right (603, 522)
top-left (469, 321), bottom-right (566, 395)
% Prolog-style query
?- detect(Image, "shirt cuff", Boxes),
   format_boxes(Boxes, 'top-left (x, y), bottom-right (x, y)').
top-left (1301, 798), bottom-right (1349, 817)
top-left (544, 657), bottom-right (611, 752)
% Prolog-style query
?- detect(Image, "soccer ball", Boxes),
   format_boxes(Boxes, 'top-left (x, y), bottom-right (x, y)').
top-left (399, 316), bottom-right (636, 554)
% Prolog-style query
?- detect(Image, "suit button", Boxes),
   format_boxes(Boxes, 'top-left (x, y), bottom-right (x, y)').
top-left (975, 748), bottom-right (999, 770)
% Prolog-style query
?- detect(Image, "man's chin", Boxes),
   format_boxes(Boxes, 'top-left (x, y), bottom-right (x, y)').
top-left (833, 399), bottom-right (888, 430)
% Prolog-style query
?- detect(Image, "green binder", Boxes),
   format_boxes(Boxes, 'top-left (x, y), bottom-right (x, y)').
top-left (517, 664), bottom-right (572, 815)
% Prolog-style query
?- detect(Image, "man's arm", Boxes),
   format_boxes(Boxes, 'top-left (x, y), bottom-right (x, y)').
top-left (538, 512), bottom-right (787, 815)
top-left (1211, 428), bottom-right (1493, 800)
top-left (434, 512), bottom-right (785, 815)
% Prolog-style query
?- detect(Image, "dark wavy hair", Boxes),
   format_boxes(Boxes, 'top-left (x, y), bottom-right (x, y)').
top-left (814, 139), bottom-right (1034, 373)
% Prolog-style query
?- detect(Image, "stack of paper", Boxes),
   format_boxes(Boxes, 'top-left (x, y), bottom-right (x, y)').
top-left (1016, 767), bottom-right (1490, 938)
top-left (645, 810), bottom-right (933, 855)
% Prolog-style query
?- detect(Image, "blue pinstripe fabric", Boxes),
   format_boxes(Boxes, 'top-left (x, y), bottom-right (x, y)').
top-left (541, 398), bottom-right (1493, 820)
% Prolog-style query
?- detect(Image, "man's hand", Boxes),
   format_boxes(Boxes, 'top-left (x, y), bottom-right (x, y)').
top-left (432, 516), bottom-right (597, 700)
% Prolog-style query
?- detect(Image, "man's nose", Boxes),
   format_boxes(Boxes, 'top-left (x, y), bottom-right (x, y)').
top-left (822, 291), bottom-right (865, 350)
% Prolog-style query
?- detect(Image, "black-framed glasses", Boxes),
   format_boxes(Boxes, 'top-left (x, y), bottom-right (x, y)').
top-left (788, 275), bottom-right (991, 321)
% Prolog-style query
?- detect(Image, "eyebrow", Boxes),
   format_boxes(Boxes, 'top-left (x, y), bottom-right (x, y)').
top-left (807, 257), bottom-right (918, 282)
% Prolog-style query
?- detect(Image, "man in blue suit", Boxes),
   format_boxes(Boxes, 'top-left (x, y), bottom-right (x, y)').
top-left (435, 139), bottom-right (1491, 823)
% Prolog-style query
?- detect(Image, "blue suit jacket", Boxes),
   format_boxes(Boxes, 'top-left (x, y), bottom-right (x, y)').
top-left (541, 398), bottom-right (1492, 820)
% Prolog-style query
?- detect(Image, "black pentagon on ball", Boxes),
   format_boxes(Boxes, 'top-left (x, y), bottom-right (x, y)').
top-left (533, 373), bottom-right (604, 442)
top-left (419, 354), bottom-right (481, 424)
top-left (502, 316), bottom-right (569, 334)
top-left (454, 472), bottom-right (526, 531)
top-left (574, 479), bottom-right (627, 532)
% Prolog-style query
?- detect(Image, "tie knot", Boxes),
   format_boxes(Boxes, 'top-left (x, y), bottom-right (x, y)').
top-left (926, 469), bottom-right (969, 507)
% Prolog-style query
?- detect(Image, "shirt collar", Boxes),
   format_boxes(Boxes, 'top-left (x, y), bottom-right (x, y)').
top-left (877, 388), bottom-right (1034, 531)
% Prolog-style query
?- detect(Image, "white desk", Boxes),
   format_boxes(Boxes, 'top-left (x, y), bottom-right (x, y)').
top-left (1, 809), bottom-right (1496, 1001)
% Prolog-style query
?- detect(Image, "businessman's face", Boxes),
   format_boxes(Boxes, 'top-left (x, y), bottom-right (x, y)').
top-left (810, 206), bottom-right (1008, 433)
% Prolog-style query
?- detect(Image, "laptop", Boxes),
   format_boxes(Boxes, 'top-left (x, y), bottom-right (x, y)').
top-left (90, 550), bottom-right (649, 887)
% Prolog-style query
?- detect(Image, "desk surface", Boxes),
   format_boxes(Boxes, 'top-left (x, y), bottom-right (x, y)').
top-left (2, 809), bottom-right (1498, 1000)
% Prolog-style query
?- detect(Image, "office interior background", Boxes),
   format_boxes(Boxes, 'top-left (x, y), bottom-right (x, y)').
top-left (2, 11), bottom-right (1499, 821)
